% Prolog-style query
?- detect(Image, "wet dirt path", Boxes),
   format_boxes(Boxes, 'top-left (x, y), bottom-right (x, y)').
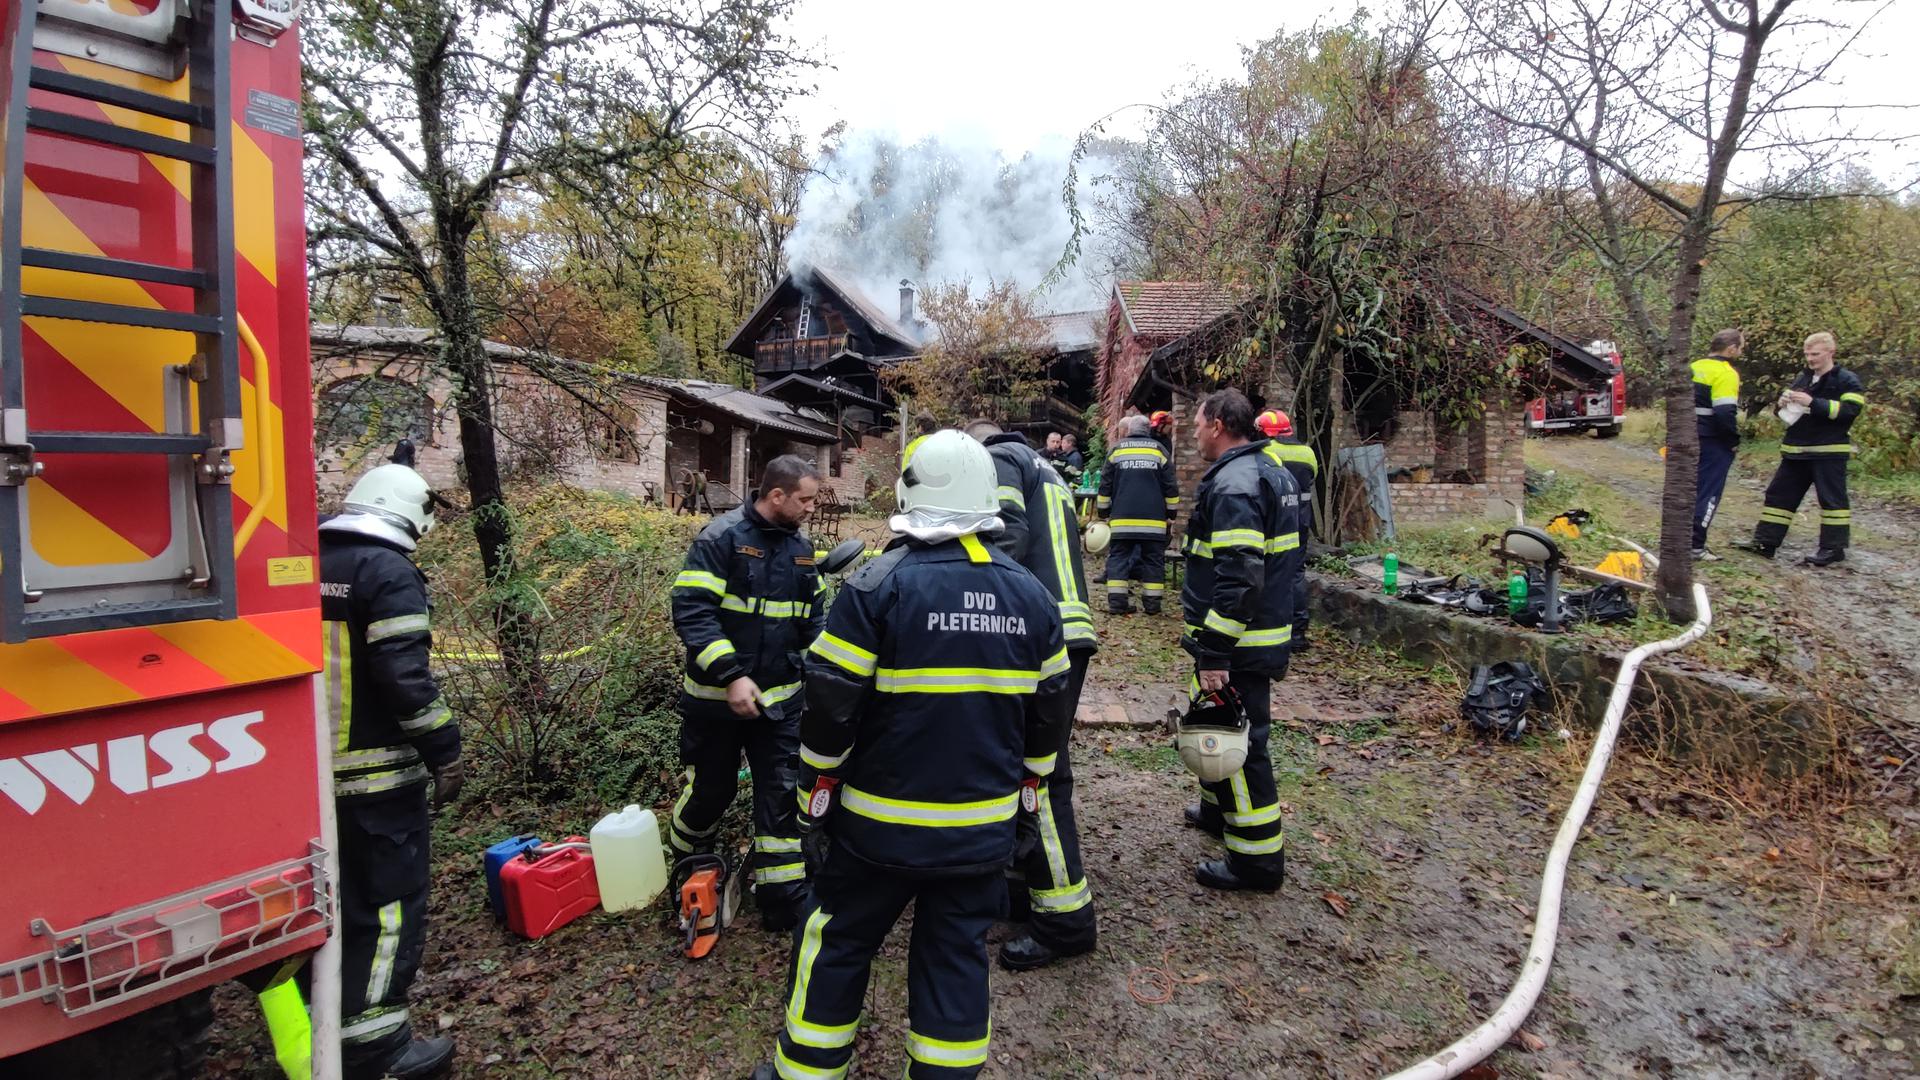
top-left (202, 627), bottom-right (1917, 1078)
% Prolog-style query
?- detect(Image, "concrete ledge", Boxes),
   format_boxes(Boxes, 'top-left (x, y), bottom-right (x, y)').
top-left (1309, 574), bottom-right (1832, 775)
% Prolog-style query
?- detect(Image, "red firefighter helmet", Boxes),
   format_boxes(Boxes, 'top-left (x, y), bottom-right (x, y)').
top-left (1149, 410), bottom-right (1172, 430)
top-left (1256, 409), bottom-right (1293, 438)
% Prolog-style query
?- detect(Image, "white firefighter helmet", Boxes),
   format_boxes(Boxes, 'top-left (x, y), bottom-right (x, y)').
top-left (897, 430), bottom-right (998, 516)
top-left (1083, 521), bottom-right (1111, 554)
top-left (1174, 688), bottom-right (1251, 783)
top-left (344, 463), bottom-right (437, 540)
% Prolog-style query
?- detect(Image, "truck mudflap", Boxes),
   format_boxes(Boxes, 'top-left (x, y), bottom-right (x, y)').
top-left (0, 841), bottom-right (331, 1019)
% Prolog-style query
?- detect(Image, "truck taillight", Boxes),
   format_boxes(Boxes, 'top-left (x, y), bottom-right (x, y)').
top-left (1613, 372), bottom-right (1627, 417)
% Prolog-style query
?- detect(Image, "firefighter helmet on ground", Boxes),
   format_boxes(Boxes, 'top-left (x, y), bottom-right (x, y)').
top-left (1174, 687), bottom-right (1251, 783)
top-left (1083, 521), bottom-right (1111, 554)
top-left (344, 464), bottom-right (438, 539)
top-left (897, 430), bottom-right (999, 515)
top-left (1256, 409), bottom-right (1293, 438)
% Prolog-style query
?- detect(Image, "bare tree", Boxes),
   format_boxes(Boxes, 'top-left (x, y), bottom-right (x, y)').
top-left (1429, 0), bottom-right (1903, 619)
top-left (303, 0), bottom-right (813, 689)
top-left (883, 281), bottom-right (1055, 428)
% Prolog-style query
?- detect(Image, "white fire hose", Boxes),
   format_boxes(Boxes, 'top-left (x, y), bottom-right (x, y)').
top-left (1385, 583), bottom-right (1711, 1080)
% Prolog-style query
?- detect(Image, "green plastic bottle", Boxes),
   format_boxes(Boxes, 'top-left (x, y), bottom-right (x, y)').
top-left (1382, 552), bottom-right (1399, 596)
top-left (1508, 572), bottom-right (1528, 615)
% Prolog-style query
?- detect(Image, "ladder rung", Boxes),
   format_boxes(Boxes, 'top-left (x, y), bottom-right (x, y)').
top-left (29, 432), bottom-right (211, 455)
top-left (27, 68), bottom-right (210, 127)
top-left (22, 248), bottom-right (209, 290)
top-left (22, 296), bottom-right (220, 334)
top-left (21, 597), bottom-right (229, 638)
top-left (26, 108), bottom-right (214, 165)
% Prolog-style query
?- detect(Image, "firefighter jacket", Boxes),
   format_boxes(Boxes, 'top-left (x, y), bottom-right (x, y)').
top-left (1264, 438), bottom-right (1318, 523)
top-left (1179, 440), bottom-right (1302, 675)
top-left (982, 433), bottom-right (1097, 651)
top-left (798, 534), bottom-right (1074, 876)
top-left (1691, 357), bottom-right (1741, 445)
top-left (1096, 436), bottom-right (1181, 539)
top-left (1781, 366), bottom-right (1867, 458)
top-left (671, 503), bottom-right (825, 715)
top-left (319, 526), bottom-right (460, 800)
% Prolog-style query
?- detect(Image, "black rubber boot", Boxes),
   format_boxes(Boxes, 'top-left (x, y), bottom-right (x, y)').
top-left (1195, 858), bottom-right (1282, 893)
top-left (360, 1037), bottom-right (454, 1080)
top-left (997, 933), bottom-right (1095, 972)
top-left (1182, 802), bottom-right (1223, 838)
top-left (1803, 548), bottom-right (1847, 567)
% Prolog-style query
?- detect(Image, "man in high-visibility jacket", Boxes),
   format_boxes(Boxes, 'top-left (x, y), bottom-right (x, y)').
top-left (669, 455), bottom-right (824, 930)
top-left (1180, 390), bottom-right (1301, 892)
top-left (1689, 329), bottom-right (1745, 560)
top-left (318, 463), bottom-right (461, 1079)
top-left (753, 431), bottom-right (1073, 1080)
top-left (1096, 414), bottom-right (1180, 614)
top-left (1257, 409), bottom-right (1318, 650)
top-left (1734, 332), bottom-right (1868, 567)
top-left (965, 419), bottom-right (1100, 971)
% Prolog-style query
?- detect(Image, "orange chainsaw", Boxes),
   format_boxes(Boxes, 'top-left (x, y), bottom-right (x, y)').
top-left (672, 853), bottom-right (743, 959)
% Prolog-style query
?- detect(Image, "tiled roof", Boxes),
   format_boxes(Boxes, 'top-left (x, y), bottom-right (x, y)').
top-left (639, 378), bottom-right (839, 442)
top-left (1114, 281), bottom-right (1239, 340)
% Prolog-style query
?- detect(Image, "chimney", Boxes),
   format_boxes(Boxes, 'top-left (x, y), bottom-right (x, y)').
top-left (373, 293), bottom-right (404, 327)
top-left (899, 279), bottom-right (916, 325)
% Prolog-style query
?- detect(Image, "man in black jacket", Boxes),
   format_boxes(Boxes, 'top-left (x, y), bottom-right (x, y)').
top-left (668, 455), bottom-right (823, 929)
top-left (1180, 390), bottom-right (1301, 892)
top-left (753, 431), bottom-right (1072, 1080)
top-left (319, 463), bottom-right (460, 1079)
top-left (966, 419), bottom-right (1099, 971)
top-left (1733, 332), bottom-right (1868, 566)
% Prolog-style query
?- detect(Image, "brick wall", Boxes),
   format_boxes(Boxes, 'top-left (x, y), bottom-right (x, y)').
top-left (1384, 399), bottom-right (1526, 525)
top-left (316, 352), bottom-right (667, 508)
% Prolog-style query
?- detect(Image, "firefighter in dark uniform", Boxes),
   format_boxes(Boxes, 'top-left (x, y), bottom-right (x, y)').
top-left (1180, 390), bottom-right (1301, 891)
top-left (751, 431), bottom-right (1074, 1080)
top-left (318, 463), bottom-right (459, 1079)
top-left (1096, 414), bottom-right (1180, 614)
top-left (1735, 332), bottom-right (1867, 566)
top-left (963, 418), bottom-right (1099, 970)
top-left (1689, 329), bottom-right (1744, 560)
top-left (668, 455), bottom-right (823, 930)
top-left (1257, 409), bottom-right (1318, 651)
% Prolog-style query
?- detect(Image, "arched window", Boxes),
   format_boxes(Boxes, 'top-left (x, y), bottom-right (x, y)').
top-left (316, 375), bottom-right (433, 454)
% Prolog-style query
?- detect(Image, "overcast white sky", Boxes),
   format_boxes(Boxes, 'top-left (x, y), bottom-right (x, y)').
top-left (779, 0), bottom-right (1918, 179)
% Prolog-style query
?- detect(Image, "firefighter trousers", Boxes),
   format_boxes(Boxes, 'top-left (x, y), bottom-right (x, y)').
top-left (1293, 502), bottom-right (1314, 641)
top-left (337, 786), bottom-right (432, 1075)
top-left (1192, 670), bottom-right (1284, 886)
top-left (1012, 649), bottom-right (1097, 952)
top-left (774, 847), bottom-right (1003, 1080)
top-left (671, 697), bottom-right (805, 914)
top-left (1694, 438), bottom-right (1736, 550)
top-left (1104, 537), bottom-right (1167, 613)
top-left (1754, 455), bottom-right (1851, 551)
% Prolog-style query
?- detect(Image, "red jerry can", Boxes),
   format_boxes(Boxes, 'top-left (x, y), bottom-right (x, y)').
top-left (500, 839), bottom-right (601, 940)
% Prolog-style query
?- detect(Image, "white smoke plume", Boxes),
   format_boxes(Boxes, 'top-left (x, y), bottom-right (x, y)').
top-left (783, 129), bottom-right (1124, 318)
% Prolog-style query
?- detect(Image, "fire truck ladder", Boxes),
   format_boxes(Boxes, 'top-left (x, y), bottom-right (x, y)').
top-left (0, 0), bottom-right (242, 642)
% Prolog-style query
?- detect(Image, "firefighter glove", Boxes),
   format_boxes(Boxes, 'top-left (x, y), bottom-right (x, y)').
top-left (432, 757), bottom-right (466, 809)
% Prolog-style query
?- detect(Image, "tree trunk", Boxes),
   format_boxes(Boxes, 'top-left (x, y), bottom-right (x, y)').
top-left (1654, 227), bottom-right (1712, 622)
top-left (441, 242), bottom-right (550, 709)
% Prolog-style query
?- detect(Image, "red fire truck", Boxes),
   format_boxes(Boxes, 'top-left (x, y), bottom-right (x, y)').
top-left (1, 1), bottom-right (334, 1075)
top-left (1527, 339), bottom-right (1626, 438)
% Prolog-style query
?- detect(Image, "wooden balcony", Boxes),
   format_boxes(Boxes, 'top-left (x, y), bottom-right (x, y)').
top-left (755, 334), bottom-right (848, 373)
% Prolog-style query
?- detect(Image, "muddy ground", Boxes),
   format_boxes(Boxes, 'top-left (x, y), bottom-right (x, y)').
top-left (203, 593), bottom-right (1918, 1078)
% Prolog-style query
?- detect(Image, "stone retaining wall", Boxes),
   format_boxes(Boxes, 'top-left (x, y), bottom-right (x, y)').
top-left (1309, 575), bottom-right (1832, 775)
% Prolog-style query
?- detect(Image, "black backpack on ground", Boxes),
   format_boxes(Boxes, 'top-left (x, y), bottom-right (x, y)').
top-left (1461, 661), bottom-right (1547, 741)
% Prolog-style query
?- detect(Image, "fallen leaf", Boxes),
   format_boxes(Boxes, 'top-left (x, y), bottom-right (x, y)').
top-left (1511, 1029), bottom-right (1548, 1052)
top-left (1312, 830), bottom-right (1333, 844)
top-left (1322, 891), bottom-right (1351, 918)
top-left (1764, 847), bottom-right (1782, 862)
top-left (1316, 734), bottom-right (1337, 746)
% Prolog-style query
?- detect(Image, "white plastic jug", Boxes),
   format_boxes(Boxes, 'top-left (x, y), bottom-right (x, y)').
top-left (590, 804), bottom-right (669, 912)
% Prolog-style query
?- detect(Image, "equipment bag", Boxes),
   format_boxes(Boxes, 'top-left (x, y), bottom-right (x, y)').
top-left (1460, 661), bottom-right (1547, 741)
